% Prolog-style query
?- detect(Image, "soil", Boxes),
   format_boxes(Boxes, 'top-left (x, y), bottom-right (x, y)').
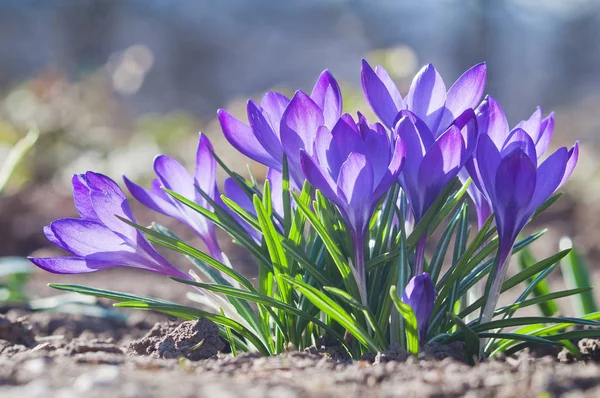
top-left (1, 310), bottom-right (600, 397)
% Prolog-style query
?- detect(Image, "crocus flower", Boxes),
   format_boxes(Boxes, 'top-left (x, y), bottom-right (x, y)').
top-left (29, 172), bottom-right (188, 280)
top-left (395, 109), bottom-right (477, 275)
top-left (300, 113), bottom-right (406, 299)
top-left (402, 273), bottom-right (435, 343)
top-left (471, 128), bottom-right (578, 323)
top-left (123, 133), bottom-right (226, 264)
top-left (361, 59), bottom-right (486, 135)
top-left (463, 96), bottom-right (556, 229)
top-left (218, 70), bottom-right (342, 187)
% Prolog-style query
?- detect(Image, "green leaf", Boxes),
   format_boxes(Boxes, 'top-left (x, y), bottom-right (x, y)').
top-left (389, 286), bottom-right (419, 355)
top-left (518, 247), bottom-right (558, 316)
top-left (458, 249), bottom-right (571, 318)
top-left (493, 288), bottom-right (593, 316)
top-left (472, 316), bottom-right (600, 332)
top-left (117, 216), bottom-right (256, 291)
top-left (447, 313), bottom-right (480, 364)
top-left (282, 275), bottom-right (379, 353)
top-left (559, 237), bottom-right (598, 316)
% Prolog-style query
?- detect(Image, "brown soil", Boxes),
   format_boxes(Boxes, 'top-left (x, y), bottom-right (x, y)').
top-left (1, 311), bottom-right (600, 397)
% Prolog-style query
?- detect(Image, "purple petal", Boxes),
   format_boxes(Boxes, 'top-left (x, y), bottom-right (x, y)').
top-left (123, 176), bottom-right (179, 220)
top-left (330, 114), bottom-right (362, 162)
top-left (280, 91), bottom-right (324, 184)
top-left (395, 116), bottom-right (425, 193)
top-left (559, 141), bottom-right (579, 188)
top-left (247, 100), bottom-right (284, 163)
top-left (154, 155), bottom-right (195, 199)
top-left (527, 147), bottom-right (568, 214)
top-left (402, 272), bottom-right (435, 340)
top-left (373, 139), bottom-right (406, 200)
top-left (218, 109), bottom-right (279, 169)
top-left (85, 172), bottom-right (137, 239)
top-left (300, 151), bottom-right (339, 205)
top-left (311, 70), bottom-right (342, 129)
top-left (313, 126), bottom-right (339, 177)
top-left (535, 113), bottom-right (554, 158)
top-left (375, 65), bottom-right (405, 110)
top-left (416, 126), bottom-right (465, 218)
top-left (260, 92), bottom-right (290, 134)
top-left (336, 153), bottom-right (374, 230)
top-left (406, 64), bottom-right (447, 134)
top-left (43, 225), bottom-right (62, 246)
top-left (439, 63), bottom-right (487, 129)
top-left (361, 122), bottom-right (393, 186)
top-left (194, 133), bottom-right (217, 198)
top-left (477, 96), bottom-right (509, 148)
top-left (475, 133), bottom-right (502, 202)
top-left (516, 107), bottom-right (543, 142)
top-left (502, 128), bottom-right (538, 165)
top-left (49, 219), bottom-right (132, 257)
top-left (28, 256), bottom-right (115, 274)
top-left (494, 150), bottom-right (537, 230)
top-left (72, 174), bottom-right (97, 221)
top-left (361, 59), bottom-right (401, 129)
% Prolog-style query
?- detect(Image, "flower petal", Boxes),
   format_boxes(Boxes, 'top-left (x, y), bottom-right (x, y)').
top-left (502, 128), bottom-right (538, 165)
top-left (535, 113), bottom-right (554, 158)
top-left (439, 62), bottom-right (486, 129)
top-left (375, 65), bottom-right (405, 110)
top-left (361, 59), bottom-right (401, 129)
top-left (218, 109), bottom-right (279, 169)
top-left (336, 153), bottom-right (374, 231)
top-left (475, 133), bottom-right (502, 202)
top-left (406, 63), bottom-right (447, 134)
top-left (300, 150), bottom-right (339, 204)
top-left (49, 218), bottom-right (132, 257)
top-left (28, 256), bottom-right (114, 274)
top-left (123, 176), bottom-right (179, 220)
top-left (247, 100), bottom-right (284, 164)
top-left (516, 107), bottom-right (543, 142)
top-left (72, 174), bottom-right (97, 221)
top-left (194, 133), bottom-right (217, 197)
top-left (527, 147), bottom-right (568, 214)
top-left (311, 70), bottom-right (342, 129)
top-left (266, 168), bottom-right (284, 218)
top-left (280, 91), bottom-right (324, 185)
top-left (476, 96), bottom-right (509, 148)
top-left (559, 141), bottom-right (579, 187)
top-left (260, 92), bottom-right (290, 135)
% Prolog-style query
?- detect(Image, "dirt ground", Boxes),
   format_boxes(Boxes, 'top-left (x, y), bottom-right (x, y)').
top-left (2, 307), bottom-right (600, 398)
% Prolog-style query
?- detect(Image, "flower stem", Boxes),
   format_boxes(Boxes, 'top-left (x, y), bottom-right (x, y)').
top-left (414, 232), bottom-right (427, 276)
top-left (353, 230), bottom-right (368, 307)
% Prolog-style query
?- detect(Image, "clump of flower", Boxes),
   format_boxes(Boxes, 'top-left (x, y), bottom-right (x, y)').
top-left (31, 59), bottom-right (599, 361)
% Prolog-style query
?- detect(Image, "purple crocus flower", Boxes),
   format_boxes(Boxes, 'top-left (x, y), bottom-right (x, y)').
top-left (29, 172), bottom-right (188, 280)
top-left (361, 59), bottom-right (486, 135)
top-left (300, 114), bottom-right (406, 300)
top-left (402, 273), bottom-right (435, 343)
top-left (123, 133), bottom-right (226, 264)
top-left (395, 109), bottom-right (477, 275)
top-left (471, 128), bottom-right (578, 323)
top-left (463, 96), bottom-right (556, 229)
top-left (218, 70), bottom-right (342, 187)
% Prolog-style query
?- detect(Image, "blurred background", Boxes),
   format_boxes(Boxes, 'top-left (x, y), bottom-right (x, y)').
top-left (1, 0), bottom-right (599, 302)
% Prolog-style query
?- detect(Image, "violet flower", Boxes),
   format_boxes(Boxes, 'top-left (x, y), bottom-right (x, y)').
top-left (123, 133), bottom-right (226, 264)
top-left (218, 70), bottom-right (342, 187)
top-left (395, 109), bottom-right (477, 275)
top-left (402, 273), bottom-right (435, 343)
top-left (361, 59), bottom-right (486, 135)
top-left (300, 114), bottom-right (406, 301)
top-left (464, 96), bottom-right (556, 229)
top-left (29, 172), bottom-right (188, 279)
top-left (471, 129), bottom-right (578, 323)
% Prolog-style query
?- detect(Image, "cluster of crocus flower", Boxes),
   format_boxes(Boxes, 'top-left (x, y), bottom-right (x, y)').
top-left (30, 59), bottom-right (579, 345)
